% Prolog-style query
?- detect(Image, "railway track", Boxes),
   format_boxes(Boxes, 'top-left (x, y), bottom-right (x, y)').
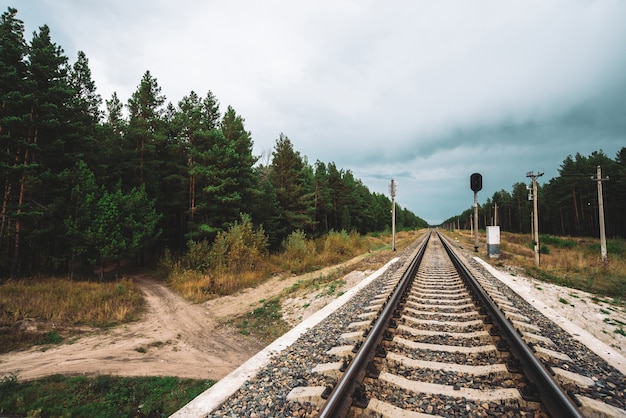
top-left (178, 230), bottom-right (626, 418)
top-left (315, 231), bottom-right (580, 417)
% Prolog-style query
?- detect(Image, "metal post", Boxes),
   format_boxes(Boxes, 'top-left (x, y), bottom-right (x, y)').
top-left (473, 191), bottom-right (479, 252)
top-left (594, 166), bottom-right (608, 262)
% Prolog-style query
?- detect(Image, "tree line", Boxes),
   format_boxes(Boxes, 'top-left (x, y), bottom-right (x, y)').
top-left (444, 148), bottom-right (626, 239)
top-left (0, 8), bottom-right (426, 280)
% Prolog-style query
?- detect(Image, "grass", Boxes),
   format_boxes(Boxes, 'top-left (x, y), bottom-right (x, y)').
top-left (221, 231), bottom-right (424, 343)
top-left (0, 228), bottom-right (423, 414)
top-left (445, 230), bottom-right (626, 301)
top-left (231, 297), bottom-right (290, 343)
top-left (0, 373), bottom-right (214, 417)
top-left (166, 229), bottom-right (421, 303)
top-left (0, 277), bottom-right (144, 353)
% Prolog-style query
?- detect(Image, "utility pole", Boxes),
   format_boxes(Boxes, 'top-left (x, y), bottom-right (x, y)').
top-left (526, 171), bottom-right (543, 266)
top-left (593, 166), bottom-right (609, 263)
top-left (390, 179), bottom-right (396, 252)
top-left (494, 202), bottom-right (498, 226)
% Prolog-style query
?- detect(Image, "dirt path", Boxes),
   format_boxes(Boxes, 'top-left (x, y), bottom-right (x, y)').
top-left (0, 275), bottom-right (265, 381)
top-left (0, 253), bottom-right (376, 382)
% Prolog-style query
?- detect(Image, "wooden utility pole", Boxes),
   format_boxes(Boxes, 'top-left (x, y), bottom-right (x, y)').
top-left (526, 171), bottom-right (543, 266)
top-left (593, 166), bottom-right (609, 262)
top-left (494, 202), bottom-right (498, 226)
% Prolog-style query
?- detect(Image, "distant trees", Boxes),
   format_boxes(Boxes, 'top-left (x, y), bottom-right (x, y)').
top-left (444, 148), bottom-right (626, 239)
top-left (0, 7), bottom-right (425, 279)
top-left (541, 150), bottom-right (624, 238)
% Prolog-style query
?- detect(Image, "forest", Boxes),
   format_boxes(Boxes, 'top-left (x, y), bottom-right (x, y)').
top-left (0, 8), bottom-right (427, 280)
top-left (444, 148), bottom-right (626, 239)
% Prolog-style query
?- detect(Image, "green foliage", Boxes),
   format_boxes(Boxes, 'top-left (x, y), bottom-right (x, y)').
top-left (282, 230), bottom-right (316, 266)
top-left (182, 240), bottom-right (212, 272)
top-left (39, 330), bottom-right (63, 345)
top-left (541, 234), bottom-right (576, 249)
top-left (0, 374), bottom-right (214, 417)
top-left (444, 149), bottom-right (626, 240)
top-left (0, 8), bottom-right (423, 279)
top-left (323, 230), bottom-right (353, 256)
top-left (607, 239), bottom-right (626, 256)
top-left (234, 297), bottom-right (289, 343)
top-left (209, 214), bottom-right (268, 274)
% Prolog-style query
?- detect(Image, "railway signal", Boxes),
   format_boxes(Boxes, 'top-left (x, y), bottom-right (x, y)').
top-left (470, 173), bottom-right (482, 252)
top-left (470, 173), bottom-right (482, 192)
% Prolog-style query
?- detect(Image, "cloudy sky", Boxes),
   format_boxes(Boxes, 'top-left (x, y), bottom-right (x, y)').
top-left (11, 0), bottom-right (626, 224)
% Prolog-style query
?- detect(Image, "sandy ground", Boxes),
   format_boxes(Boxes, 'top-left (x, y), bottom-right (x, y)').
top-left (475, 257), bottom-right (626, 373)
top-left (1, 247), bottom-right (625, 382)
top-left (0, 253), bottom-right (374, 382)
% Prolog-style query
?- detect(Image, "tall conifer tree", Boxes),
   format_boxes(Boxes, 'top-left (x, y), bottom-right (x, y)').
top-left (0, 7), bottom-right (28, 277)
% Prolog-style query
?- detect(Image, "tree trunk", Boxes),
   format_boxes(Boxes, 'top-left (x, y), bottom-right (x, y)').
top-left (11, 172), bottom-right (26, 278)
top-left (0, 178), bottom-right (12, 257)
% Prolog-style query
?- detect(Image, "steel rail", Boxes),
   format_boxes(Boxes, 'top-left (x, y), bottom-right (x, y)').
top-left (316, 232), bottom-right (431, 418)
top-left (437, 231), bottom-right (583, 418)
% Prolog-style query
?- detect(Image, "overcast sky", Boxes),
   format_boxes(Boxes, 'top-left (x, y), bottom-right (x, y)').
top-left (10, 0), bottom-right (626, 224)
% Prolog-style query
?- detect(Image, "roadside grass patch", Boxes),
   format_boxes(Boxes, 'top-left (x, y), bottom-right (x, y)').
top-left (164, 227), bottom-right (420, 303)
top-left (0, 373), bottom-right (213, 417)
top-left (0, 277), bottom-right (144, 353)
top-left (467, 231), bottom-right (626, 301)
top-left (231, 297), bottom-right (290, 343)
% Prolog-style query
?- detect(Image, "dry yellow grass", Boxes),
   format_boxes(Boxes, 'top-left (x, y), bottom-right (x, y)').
top-left (444, 229), bottom-right (626, 299)
top-left (0, 277), bottom-right (144, 327)
top-left (168, 230), bottom-right (421, 303)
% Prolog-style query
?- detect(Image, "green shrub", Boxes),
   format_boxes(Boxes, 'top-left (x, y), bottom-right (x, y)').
top-left (183, 239), bottom-right (212, 272)
top-left (282, 230), bottom-right (315, 264)
top-left (541, 234), bottom-right (576, 249)
top-left (40, 330), bottom-right (63, 345)
top-left (209, 214), bottom-right (268, 274)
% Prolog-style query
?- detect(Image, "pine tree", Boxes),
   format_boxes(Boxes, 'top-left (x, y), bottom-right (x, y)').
top-left (0, 7), bottom-right (28, 277)
top-left (313, 161), bottom-right (332, 234)
top-left (125, 70), bottom-right (166, 191)
top-left (62, 160), bottom-right (98, 278)
top-left (11, 24), bottom-right (71, 276)
top-left (269, 134), bottom-right (315, 239)
top-left (66, 50), bottom-right (101, 165)
top-left (98, 92), bottom-right (126, 187)
top-left (220, 106), bottom-right (258, 218)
